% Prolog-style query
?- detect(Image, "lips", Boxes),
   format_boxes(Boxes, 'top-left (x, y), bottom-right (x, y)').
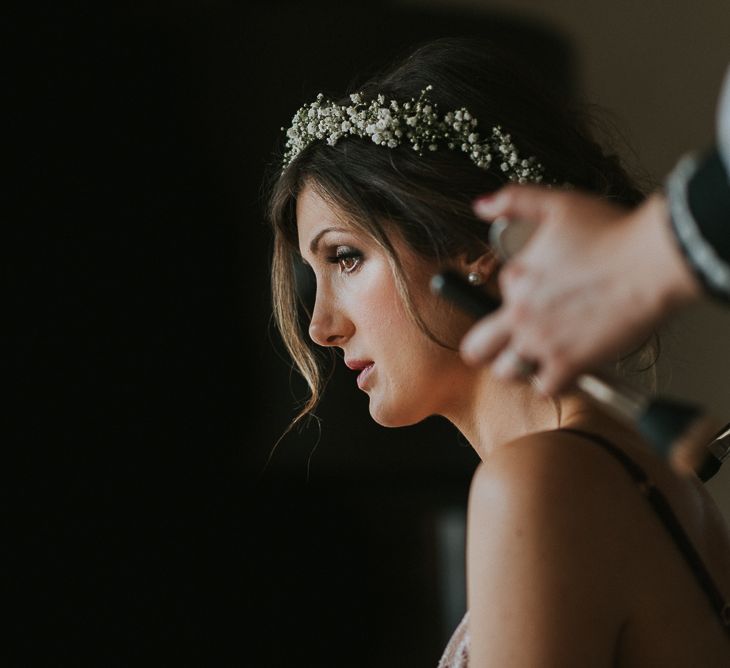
top-left (345, 359), bottom-right (375, 390)
top-left (345, 359), bottom-right (372, 371)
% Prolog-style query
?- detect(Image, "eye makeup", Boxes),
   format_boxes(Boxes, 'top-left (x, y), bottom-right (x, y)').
top-left (326, 246), bottom-right (363, 273)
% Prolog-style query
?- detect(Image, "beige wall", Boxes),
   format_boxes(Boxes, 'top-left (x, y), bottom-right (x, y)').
top-left (398, 0), bottom-right (730, 514)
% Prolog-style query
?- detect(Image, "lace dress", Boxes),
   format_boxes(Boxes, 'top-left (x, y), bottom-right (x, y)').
top-left (436, 611), bottom-right (469, 668)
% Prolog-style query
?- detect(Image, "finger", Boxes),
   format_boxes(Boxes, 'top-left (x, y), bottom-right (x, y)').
top-left (471, 183), bottom-right (558, 222)
top-left (492, 348), bottom-right (538, 381)
top-left (498, 260), bottom-right (531, 300)
top-left (460, 310), bottom-right (512, 366)
top-left (535, 359), bottom-right (576, 397)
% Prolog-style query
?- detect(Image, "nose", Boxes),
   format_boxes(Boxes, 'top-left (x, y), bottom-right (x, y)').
top-left (308, 289), bottom-right (354, 347)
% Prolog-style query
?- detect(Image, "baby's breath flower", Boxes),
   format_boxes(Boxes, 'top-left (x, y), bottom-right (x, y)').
top-left (280, 86), bottom-right (545, 183)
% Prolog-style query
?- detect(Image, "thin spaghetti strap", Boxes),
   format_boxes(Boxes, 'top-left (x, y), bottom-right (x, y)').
top-left (559, 427), bottom-right (730, 635)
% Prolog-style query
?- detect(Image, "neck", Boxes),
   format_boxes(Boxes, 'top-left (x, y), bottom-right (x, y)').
top-left (442, 365), bottom-right (620, 461)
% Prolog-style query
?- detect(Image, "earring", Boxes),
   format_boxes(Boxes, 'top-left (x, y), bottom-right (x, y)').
top-left (467, 271), bottom-right (483, 286)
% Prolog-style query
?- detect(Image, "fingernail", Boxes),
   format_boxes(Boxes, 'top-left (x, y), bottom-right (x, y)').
top-left (492, 353), bottom-right (512, 379)
top-left (460, 344), bottom-right (479, 365)
top-left (472, 195), bottom-right (497, 217)
top-left (460, 331), bottom-right (486, 365)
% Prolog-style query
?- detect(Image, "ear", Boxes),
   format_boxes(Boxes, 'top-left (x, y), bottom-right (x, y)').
top-left (457, 247), bottom-right (500, 285)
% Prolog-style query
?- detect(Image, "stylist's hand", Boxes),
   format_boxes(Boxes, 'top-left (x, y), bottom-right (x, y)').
top-left (461, 186), bottom-right (703, 395)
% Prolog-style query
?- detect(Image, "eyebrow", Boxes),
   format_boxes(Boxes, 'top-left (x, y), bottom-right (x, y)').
top-left (308, 227), bottom-right (349, 254)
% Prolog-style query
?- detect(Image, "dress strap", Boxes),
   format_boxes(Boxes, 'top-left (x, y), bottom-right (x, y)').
top-left (559, 427), bottom-right (730, 634)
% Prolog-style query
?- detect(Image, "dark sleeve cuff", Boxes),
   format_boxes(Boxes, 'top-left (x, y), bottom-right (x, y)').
top-left (665, 147), bottom-right (730, 304)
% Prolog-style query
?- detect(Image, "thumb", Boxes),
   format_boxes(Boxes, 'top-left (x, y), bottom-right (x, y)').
top-left (460, 308), bottom-right (512, 366)
top-left (472, 183), bottom-right (557, 223)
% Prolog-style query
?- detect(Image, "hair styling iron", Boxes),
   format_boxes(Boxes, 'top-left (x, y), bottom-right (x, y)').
top-left (430, 217), bottom-right (730, 482)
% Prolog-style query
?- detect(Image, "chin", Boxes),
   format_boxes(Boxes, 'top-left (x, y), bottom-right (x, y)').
top-left (368, 397), bottom-right (425, 428)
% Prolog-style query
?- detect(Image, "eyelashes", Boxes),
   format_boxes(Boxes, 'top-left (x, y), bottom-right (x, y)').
top-left (326, 245), bottom-right (363, 274)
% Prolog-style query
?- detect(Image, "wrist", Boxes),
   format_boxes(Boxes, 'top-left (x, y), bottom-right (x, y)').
top-left (636, 193), bottom-right (703, 314)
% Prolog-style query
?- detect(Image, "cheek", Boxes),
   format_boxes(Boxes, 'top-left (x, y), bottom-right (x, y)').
top-left (364, 286), bottom-right (422, 353)
top-left (353, 267), bottom-right (410, 332)
top-left (355, 268), bottom-right (465, 361)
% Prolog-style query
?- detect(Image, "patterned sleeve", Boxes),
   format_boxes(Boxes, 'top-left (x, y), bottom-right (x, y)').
top-left (665, 65), bottom-right (730, 304)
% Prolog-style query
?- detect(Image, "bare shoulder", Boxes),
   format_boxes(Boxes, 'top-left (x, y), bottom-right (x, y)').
top-left (469, 428), bottom-right (641, 522)
top-left (467, 427), bottom-right (647, 591)
top-left (466, 429), bottom-right (730, 665)
top-left (465, 429), bottom-right (641, 664)
top-left (466, 428), bottom-right (652, 612)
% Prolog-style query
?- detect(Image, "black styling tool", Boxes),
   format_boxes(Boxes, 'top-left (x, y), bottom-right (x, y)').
top-left (430, 217), bottom-right (730, 482)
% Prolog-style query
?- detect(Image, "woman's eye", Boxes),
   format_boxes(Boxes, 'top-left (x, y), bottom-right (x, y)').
top-left (339, 254), bottom-right (360, 272)
top-left (328, 247), bottom-right (362, 274)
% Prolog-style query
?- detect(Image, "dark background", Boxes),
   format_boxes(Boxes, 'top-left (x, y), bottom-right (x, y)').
top-left (9, 3), bottom-right (576, 665)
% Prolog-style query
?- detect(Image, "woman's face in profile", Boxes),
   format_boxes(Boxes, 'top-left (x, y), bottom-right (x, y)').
top-left (296, 184), bottom-right (474, 426)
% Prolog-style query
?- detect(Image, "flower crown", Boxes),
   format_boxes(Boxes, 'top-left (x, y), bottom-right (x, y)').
top-left (281, 85), bottom-right (545, 184)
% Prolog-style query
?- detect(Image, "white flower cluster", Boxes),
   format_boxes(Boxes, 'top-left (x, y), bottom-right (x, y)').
top-left (280, 85), bottom-right (545, 184)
